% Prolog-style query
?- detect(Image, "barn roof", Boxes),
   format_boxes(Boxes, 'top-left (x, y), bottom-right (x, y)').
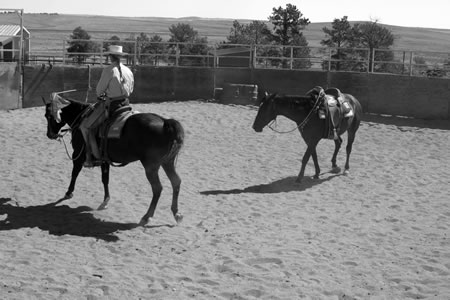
top-left (0, 25), bottom-right (30, 44)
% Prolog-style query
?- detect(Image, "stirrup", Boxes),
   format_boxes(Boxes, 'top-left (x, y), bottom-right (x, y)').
top-left (83, 160), bottom-right (102, 168)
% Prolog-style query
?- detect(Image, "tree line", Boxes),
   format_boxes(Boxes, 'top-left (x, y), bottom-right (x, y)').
top-left (66, 3), bottom-right (427, 73)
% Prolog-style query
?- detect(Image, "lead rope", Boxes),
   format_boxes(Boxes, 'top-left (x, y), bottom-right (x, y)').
top-left (268, 94), bottom-right (323, 134)
top-left (268, 119), bottom-right (302, 134)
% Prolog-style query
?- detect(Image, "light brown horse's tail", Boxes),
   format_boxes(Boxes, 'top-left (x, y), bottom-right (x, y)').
top-left (162, 118), bottom-right (185, 162)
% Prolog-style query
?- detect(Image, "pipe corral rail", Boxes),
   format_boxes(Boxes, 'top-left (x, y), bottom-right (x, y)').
top-left (12, 38), bottom-right (450, 79)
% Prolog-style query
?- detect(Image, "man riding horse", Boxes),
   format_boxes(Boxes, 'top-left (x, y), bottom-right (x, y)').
top-left (79, 45), bottom-right (134, 168)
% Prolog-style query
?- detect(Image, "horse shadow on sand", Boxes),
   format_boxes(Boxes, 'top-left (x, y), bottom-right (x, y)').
top-left (0, 197), bottom-right (139, 242)
top-left (200, 172), bottom-right (341, 195)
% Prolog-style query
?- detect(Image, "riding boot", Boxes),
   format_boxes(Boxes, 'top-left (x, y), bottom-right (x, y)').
top-left (88, 132), bottom-right (101, 159)
top-left (84, 132), bottom-right (101, 168)
top-left (84, 147), bottom-right (94, 168)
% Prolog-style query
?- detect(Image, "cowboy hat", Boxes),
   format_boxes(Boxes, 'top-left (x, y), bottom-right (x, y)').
top-left (105, 45), bottom-right (127, 56)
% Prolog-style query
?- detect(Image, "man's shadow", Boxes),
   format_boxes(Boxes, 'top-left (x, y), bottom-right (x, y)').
top-left (0, 198), bottom-right (138, 242)
top-left (200, 173), bottom-right (340, 195)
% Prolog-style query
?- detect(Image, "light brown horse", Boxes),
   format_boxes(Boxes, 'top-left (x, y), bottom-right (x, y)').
top-left (252, 88), bottom-right (362, 183)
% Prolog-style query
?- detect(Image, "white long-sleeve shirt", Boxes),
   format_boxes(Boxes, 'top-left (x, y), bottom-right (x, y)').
top-left (96, 63), bottom-right (134, 99)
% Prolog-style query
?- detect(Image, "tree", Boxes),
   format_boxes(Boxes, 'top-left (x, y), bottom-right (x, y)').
top-left (67, 26), bottom-right (95, 64)
top-left (351, 21), bottom-right (395, 72)
top-left (227, 20), bottom-right (246, 44)
top-left (268, 4), bottom-right (311, 69)
top-left (122, 34), bottom-right (136, 55)
top-left (269, 4), bottom-right (310, 45)
top-left (168, 23), bottom-right (209, 66)
top-left (226, 20), bottom-right (271, 45)
top-left (169, 23), bottom-right (198, 43)
top-left (321, 16), bottom-right (355, 71)
top-left (222, 20), bottom-right (272, 68)
top-left (130, 32), bottom-right (151, 64)
top-left (321, 19), bottom-right (396, 72)
top-left (106, 35), bottom-right (121, 47)
top-left (143, 34), bottom-right (167, 65)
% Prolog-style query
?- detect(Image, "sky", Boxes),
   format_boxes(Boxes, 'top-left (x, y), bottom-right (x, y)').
top-left (3, 0), bottom-right (450, 29)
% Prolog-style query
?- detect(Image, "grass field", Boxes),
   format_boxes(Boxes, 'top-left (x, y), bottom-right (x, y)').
top-left (1, 13), bottom-right (450, 53)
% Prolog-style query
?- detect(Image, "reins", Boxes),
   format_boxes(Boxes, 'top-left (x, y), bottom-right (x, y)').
top-left (57, 130), bottom-right (85, 161)
top-left (54, 99), bottom-right (92, 161)
top-left (268, 94), bottom-right (322, 134)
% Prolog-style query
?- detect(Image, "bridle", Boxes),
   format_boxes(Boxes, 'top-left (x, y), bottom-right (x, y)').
top-left (47, 97), bottom-right (92, 161)
top-left (267, 93), bottom-right (323, 134)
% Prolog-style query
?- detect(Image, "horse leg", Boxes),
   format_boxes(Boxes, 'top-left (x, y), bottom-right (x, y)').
top-left (331, 136), bottom-right (343, 174)
top-left (97, 163), bottom-right (111, 210)
top-left (343, 116), bottom-right (360, 175)
top-left (162, 160), bottom-right (183, 224)
top-left (311, 148), bottom-right (321, 179)
top-left (63, 157), bottom-right (83, 200)
top-left (296, 142), bottom-right (318, 183)
top-left (344, 133), bottom-right (356, 175)
top-left (139, 164), bottom-right (162, 226)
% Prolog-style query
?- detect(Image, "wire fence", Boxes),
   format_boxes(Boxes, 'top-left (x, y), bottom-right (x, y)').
top-left (2, 36), bottom-right (450, 78)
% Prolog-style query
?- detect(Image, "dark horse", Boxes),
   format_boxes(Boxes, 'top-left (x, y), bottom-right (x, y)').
top-left (252, 88), bottom-right (362, 183)
top-left (43, 96), bottom-right (184, 225)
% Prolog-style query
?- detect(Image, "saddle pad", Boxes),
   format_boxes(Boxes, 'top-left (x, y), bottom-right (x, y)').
top-left (107, 110), bottom-right (140, 139)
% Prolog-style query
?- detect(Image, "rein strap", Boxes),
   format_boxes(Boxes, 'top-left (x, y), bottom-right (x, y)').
top-left (268, 94), bottom-right (322, 134)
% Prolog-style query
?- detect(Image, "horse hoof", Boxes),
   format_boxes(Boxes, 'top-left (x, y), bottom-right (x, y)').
top-left (313, 175), bottom-right (320, 179)
top-left (343, 169), bottom-right (349, 175)
top-left (139, 217), bottom-right (150, 226)
top-left (331, 167), bottom-right (341, 174)
top-left (63, 193), bottom-right (73, 200)
top-left (175, 213), bottom-right (184, 224)
top-left (97, 202), bottom-right (108, 210)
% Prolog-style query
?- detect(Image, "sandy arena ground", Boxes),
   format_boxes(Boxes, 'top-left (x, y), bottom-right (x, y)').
top-left (1, 101), bottom-right (449, 299)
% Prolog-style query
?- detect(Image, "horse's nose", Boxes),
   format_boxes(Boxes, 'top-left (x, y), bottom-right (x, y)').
top-left (47, 131), bottom-right (58, 139)
top-left (252, 125), bottom-right (262, 132)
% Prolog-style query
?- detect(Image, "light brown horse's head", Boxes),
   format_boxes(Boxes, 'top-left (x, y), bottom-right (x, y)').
top-left (252, 92), bottom-right (278, 132)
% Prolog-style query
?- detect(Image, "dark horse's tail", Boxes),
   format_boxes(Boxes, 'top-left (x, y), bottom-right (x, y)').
top-left (163, 118), bottom-right (185, 162)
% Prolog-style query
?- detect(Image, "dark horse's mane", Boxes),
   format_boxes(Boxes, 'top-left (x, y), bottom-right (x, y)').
top-left (60, 100), bottom-right (91, 127)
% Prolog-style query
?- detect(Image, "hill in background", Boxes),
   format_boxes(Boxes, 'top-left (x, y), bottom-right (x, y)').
top-left (1, 13), bottom-right (450, 53)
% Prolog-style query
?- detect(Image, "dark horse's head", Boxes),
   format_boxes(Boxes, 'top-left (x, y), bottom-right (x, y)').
top-left (43, 97), bottom-right (65, 140)
top-left (42, 94), bottom-right (82, 140)
top-left (252, 92), bottom-right (278, 132)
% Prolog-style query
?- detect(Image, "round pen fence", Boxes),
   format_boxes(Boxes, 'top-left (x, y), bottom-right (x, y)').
top-left (6, 36), bottom-right (450, 79)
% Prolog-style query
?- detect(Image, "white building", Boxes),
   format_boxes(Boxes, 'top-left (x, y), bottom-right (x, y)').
top-left (0, 24), bottom-right (30, 62)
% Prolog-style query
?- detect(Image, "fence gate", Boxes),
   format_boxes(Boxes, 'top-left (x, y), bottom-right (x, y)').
top-left (0, 62), bottom-right (20, 109)
top-left (0, 8), bottom-right (24, 110)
